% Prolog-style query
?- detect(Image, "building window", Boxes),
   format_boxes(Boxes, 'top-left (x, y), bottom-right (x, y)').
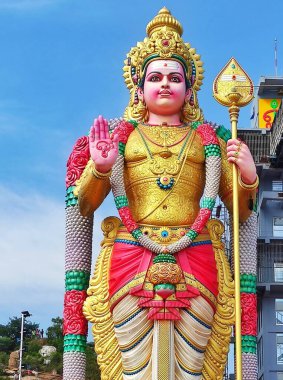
top-left (274, 218), bottom-right (283, 237)
top-left (258, 297), bottom-right (262, 332)
top-left (277, 334), bottom-right (283, 364)
top-left (257, 336), bottom-right (263, 370)
top-left (278, 372), bottom-right (283, 380)
top-left (273, 180), bottom-right (283, 191)
top-left (275, 263), bottom-right (283, 282)
top-left (276, 299), bottom-right (283, 325)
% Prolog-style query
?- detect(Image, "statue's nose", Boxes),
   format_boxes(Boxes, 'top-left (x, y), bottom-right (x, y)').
top-left (161, 76), bottom-right (169, 88)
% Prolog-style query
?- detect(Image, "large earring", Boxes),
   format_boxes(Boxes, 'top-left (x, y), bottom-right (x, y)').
top-left (181, 90), bottom-right (202, 123)
top-left (124, 88), bottom-right (149, 122)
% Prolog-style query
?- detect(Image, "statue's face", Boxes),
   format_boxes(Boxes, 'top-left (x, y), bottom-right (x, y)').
top-left (139, 59), bottom-right (190, 117)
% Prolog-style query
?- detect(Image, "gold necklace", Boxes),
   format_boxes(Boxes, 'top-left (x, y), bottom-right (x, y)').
top-left (139, 124), bottom-right (191, 158)
top-left (136, 126), bottom-right (193, 190)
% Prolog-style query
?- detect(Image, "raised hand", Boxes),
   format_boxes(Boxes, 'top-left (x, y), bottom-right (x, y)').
top-left (89, 115), bottom-right (119, 173)
top-left (226, 138), bottom-right (257, 185)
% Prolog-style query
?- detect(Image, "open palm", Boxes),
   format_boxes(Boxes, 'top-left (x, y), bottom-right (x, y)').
top-left (89, 115), bottom-right (119, 173)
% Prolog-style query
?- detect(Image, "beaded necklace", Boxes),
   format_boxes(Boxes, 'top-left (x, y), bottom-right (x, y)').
top-left (110, 120), bottom-right (222, 255)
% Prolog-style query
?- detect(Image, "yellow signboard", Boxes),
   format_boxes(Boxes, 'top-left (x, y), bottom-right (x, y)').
top-left (258, 98), bottom-right (281, 129)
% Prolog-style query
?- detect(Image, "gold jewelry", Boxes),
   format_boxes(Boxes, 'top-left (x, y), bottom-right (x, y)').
top-left (139, 126), bottom-right (189, 148)
top-left (236, 142), bottom-right (242, 152)
top-left (238, 174), bottom-right (259, 190)
top-left (92, 165), bottom-right (112, 180)
top-left (234, 151), bottom-right (239, 157)
top-left (181, 93), bottom-right (203, 123)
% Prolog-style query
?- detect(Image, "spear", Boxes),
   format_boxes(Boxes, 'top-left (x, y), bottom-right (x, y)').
top-left (213, 58), bottom-right (254, 380)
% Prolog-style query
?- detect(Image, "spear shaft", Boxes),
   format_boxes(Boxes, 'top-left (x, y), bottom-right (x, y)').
top-left (229, 103), bottom-right (242, 379)
top-left (213, 58), bottom-right (254, 380)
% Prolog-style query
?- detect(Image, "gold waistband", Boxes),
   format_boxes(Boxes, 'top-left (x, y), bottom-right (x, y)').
top-left (116, 224), bottom-right (211, 245)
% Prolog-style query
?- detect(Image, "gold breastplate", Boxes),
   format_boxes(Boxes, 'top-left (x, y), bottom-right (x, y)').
top-left (124, 125), bottom-right (205, 226)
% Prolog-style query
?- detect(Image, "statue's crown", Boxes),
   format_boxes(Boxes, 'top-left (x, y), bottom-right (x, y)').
top-left (123, 8), bottom-right (204, 92)
top-left (146, 7), bottom-right (183, 37)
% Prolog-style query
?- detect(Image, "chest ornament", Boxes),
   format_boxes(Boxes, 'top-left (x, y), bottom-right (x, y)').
top-left (136, 125), bottom-right (193, 190)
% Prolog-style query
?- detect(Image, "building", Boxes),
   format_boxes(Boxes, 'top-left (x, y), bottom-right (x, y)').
top-left (238, 76), bottom-right (283, 380)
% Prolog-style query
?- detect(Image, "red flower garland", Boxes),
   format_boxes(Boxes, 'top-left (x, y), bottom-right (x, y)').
top-left (63, 290), bottom-right (88, 335)
top-left (241, 293), bottom-right (257, 336)
top-left (66, 136), bottom-right (90, 188)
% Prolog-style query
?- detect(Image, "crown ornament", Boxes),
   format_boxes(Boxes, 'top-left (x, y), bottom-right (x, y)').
top-left (123, 7), bottom-right (204, 122)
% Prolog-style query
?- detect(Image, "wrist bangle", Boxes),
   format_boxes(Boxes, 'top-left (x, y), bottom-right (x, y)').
top-left (92, 165), bottom-right (112, 180)
top-left (238, 174), bottom-right (259, 190)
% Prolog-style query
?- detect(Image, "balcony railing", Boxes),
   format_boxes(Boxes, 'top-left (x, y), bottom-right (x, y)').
top-left (257, 240), bottom-right (283, 283)
top-left (238, 130), bottom-right (270, 164)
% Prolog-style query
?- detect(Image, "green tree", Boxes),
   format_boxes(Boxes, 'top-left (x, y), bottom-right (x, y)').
top-left (46, 317), bottom-right (63, 353)
top-left (0, 337), bottom-right (14, 352)
top-left (0, 351), bottom-right (9, 372)
top-left (23, 351), bottom-right (44, 372)
top-left (0, 317), bottom-right (38, 348)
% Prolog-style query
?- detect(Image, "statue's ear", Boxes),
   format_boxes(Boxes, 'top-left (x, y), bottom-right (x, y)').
top-left (185, 88), bottom-right (192, 103)
top-left (137, 87), bottom-right (144, 103)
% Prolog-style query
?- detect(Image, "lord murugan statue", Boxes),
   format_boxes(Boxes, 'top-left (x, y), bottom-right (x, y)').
top-left (63, 8), bottom-right (258, 380)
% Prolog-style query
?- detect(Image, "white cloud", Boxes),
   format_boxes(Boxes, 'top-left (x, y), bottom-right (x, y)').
top-left (0, 185), bottom-right (65, 326)
top-left (0, 185), bottom-right (116, 330)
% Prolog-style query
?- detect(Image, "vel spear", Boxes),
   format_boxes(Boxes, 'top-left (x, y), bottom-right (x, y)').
top-left (213, 58), bottom-right (254, 380)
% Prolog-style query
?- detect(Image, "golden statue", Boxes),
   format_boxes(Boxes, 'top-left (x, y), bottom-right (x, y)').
top-left (63, 8), bottom-right (258, 380)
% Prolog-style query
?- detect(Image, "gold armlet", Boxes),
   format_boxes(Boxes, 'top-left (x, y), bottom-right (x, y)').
top-left (92, 166), bottom-right (112, 180)
top-left (238, 174), bottom-right (259, 190)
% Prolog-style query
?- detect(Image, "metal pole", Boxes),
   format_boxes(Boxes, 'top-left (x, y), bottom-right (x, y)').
top-left (229, 103), bottom-right (242, 380)
top-left (275, 38), bottom-right (278, 77)
top-left (18, 313), bottom-right (24, 380)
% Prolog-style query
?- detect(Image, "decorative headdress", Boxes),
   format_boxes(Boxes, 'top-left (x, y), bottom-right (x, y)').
top-left (123, 7), bottom-right (204, 122)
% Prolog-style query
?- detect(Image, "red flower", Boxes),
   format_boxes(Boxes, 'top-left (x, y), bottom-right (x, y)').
top-left (64, 290), bottom-right (87, 305)
top-left (67, 136), bottom-right (89, 168)
top-left (63, 291), bottom-right (88, 335)
top-left (73, 136), bottom-right (89, 152)
top-left (69, 151), bottom-right (89, 172)
top-left (63, 317), bottom-right (87, 335)
top-left (241, 293), bottom-right (257, 336)
top-left (65, 167), bottom-right (80, 188)
top-left (118, 206), bottom-right (139, 232)
top-left (113, 121), bottom-right (135, 144)
top-left (191, 208), bottom-right (211, 233)
top-left (197, 124), bottom-right (219, 146)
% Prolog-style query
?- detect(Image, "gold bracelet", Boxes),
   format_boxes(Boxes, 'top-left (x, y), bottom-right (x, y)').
top-left (91, 165), bottom-right (112, 180)
top-left (238, 174), bottom-right (259, 190)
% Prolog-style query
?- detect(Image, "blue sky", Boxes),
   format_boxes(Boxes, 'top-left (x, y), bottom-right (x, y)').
top-left (0, 0), bottom-right (282, 332)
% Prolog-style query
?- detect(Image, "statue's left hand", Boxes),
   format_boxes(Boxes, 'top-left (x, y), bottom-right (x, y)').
top-left (226, 139), bottom-right (257, 185)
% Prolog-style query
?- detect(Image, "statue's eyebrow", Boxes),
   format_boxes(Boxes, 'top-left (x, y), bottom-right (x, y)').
top-left (146, 71), bottom-right (162, 78)
top-left (146, 71), bottom-right (184, 79)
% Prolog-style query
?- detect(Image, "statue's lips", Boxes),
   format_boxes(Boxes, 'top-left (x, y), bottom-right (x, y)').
top-left (158, 90), bottom-right (172, 96)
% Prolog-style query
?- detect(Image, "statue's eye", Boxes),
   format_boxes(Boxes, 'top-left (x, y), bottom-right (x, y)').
top-left (149, 75), bottom-right (160, 82)
top-left (170, 76), bottom-right (181, 82)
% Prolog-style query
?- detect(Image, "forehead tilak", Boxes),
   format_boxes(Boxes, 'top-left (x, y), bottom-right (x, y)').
top-left (148, 60), bottom-right (182, 71)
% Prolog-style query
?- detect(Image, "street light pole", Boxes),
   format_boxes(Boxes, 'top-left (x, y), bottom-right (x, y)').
top-left (18, 311), bottom-right (31, 380)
